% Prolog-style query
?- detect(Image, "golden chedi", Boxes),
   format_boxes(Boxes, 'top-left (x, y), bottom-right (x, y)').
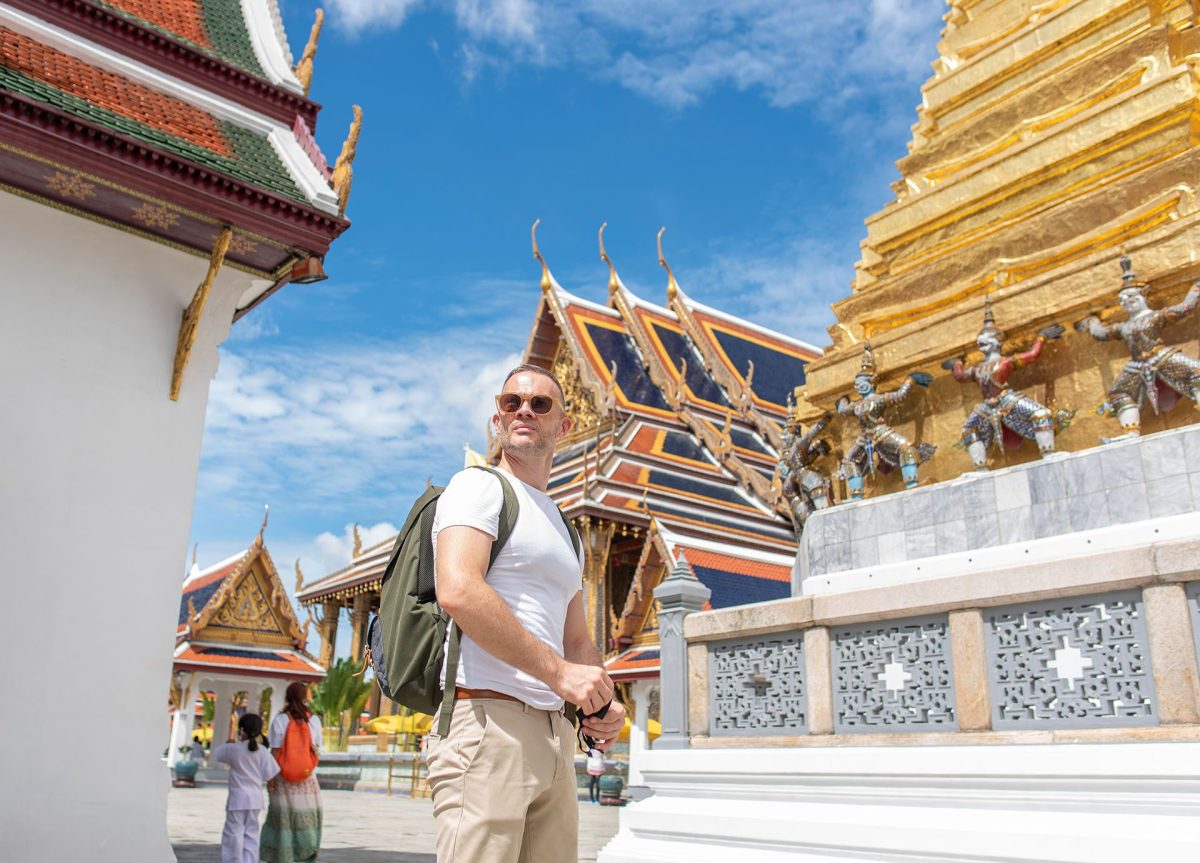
top-left (798, 0), bottom-right (1200, 495)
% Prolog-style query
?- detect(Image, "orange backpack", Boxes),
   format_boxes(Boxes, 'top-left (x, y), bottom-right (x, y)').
top-left (275, 716), bottom-right (319, 783)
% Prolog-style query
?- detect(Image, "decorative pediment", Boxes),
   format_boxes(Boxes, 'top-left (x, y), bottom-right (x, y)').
top-left (186, 540), bottom-right (305, 649)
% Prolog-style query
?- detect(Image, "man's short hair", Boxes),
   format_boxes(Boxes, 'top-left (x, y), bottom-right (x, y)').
top-left (503, 363), bottom-right (567, 403)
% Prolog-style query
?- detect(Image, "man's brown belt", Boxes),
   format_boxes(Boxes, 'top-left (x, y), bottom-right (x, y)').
top-left (454, 687), bottom-right (521, 703)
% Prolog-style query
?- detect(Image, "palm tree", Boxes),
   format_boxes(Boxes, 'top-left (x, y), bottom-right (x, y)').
top-left (309, 658), bottom-right (372, 750)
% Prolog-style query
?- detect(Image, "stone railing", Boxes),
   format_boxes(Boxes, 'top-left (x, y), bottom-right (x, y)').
top-left (669, 533), bottom-right (1200, 745)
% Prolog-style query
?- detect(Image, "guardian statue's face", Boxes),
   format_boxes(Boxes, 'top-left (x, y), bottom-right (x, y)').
top-left (977, 333), bottom-right (1001, 355)
top-left (854, 375), bottom-right (874, 396)
top-left (1119, 287), bottom-right (1148, 315)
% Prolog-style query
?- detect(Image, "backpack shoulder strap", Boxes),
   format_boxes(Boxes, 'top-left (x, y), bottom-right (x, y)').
top-left (559, 509), bottom-right (581, 561)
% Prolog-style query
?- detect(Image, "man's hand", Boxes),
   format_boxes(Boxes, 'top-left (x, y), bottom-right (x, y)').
top-left (554, 661), bottom-right (613, 716)
top-left (581, 700), bottom-right (626, 753)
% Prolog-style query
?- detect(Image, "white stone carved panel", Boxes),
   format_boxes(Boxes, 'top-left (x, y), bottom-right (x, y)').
top-left (709, 635), bottom-right (806, 736)
top-left (985, 590), bottom-right (1158, 729)
top-left (831, 615), bottom-right (956, 733)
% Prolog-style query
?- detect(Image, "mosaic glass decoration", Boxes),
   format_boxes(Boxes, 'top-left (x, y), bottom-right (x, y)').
top-left (709, 635), bottom-right (806, 736)
top-left (985, 590), bottom-right (1158, 729)
top-left (831, 616), bottom-right (956, 733)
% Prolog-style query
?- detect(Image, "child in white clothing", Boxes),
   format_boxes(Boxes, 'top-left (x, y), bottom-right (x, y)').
top-left (213, 713), bottom-right (280, 863)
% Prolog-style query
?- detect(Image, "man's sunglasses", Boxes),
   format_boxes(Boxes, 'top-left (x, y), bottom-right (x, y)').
top-left (495, 392), bottom-right (559, 415)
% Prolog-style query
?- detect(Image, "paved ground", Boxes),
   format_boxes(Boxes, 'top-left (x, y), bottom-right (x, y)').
top-left (169, 786), bottom-right (621, 862)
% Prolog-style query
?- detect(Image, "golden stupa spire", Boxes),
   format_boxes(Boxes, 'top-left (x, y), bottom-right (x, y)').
top-left (531, 219), bottom-right (552, 293)
top-left (598, 222), bottom-right (620, 297)
top-left (657, 226), bottom-right (680, 301)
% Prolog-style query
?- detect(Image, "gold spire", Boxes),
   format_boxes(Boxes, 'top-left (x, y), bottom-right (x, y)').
top-left (257, 504), bottom-right (269, 543)
top-left (294, 8), bottom-right (324, 96)
top-left (531, 218), bottom-right (552, 293)
top-left (657, 227), bottom-right (680, 301)
top-left (352, 523), bottom-right (362, 558)
top-left (598, 222), bottom-right (620, 296)
top-left (331, 105), bottom-right (362, 218)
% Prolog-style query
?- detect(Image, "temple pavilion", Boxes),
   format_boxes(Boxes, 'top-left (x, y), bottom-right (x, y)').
top-left (297, 228), bottom-right (820, 751)
top-left (1, 1), bottom-right (355, 858)
top-left (168, 516), bottom-right (324, 767)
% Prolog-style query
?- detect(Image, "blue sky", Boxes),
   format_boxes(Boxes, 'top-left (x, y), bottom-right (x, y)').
top-left (188, 0), bottom-right (946, 639)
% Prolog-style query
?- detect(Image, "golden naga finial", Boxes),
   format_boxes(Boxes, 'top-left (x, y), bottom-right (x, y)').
top-left (598, 222), bottom-right (620, 296)
top-left (657, 226), bottom-right (680, 301)
top-left (294, 8), bottom-right (324, 96)
top-left (191, 543), bottom-right (198, 568)
top-left (352, 523), bottom-right (362, 558)
top-left (294, 558), bottom-right (304, 594)
top-left (257, 504), bottom-right (270, 543)
top-left (171, 225), bottom-right (232, 400)
top-left (331, 105), bottom-right (362, 218)
top-left (531, 218), bottom-right (552, 293)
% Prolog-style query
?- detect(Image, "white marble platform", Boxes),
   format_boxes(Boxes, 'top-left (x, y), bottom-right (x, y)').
top-left (796, 425), bottom-right (1200, 595)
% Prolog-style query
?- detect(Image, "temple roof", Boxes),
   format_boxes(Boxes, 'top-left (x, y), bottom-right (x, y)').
top-left (1, 0), bottom-right (351, 286)
top-left (605, 645), bottom-right (659, 681)
top-left (95, 0), bottom-right (274, 81)
top-left (176, 530), bottom-right (322, 681)
top-left (175, 642), bottom-right (325, 680)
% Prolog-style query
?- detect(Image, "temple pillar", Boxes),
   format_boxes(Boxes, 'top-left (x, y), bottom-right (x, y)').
top-left (166, 674), bottom-right (196, 766)
top-left (269, 681), bottom-right (287, 728)
top-left (579, 516), bottom-right (615, 653)
top-left (210, 681), bottom-right (235, 745)
top-left (626, 679), bottom-right (653, 788)
top-left (319, 601), bottom-right (339, 667)
top-left (349, 593), bottom-right (371, 662)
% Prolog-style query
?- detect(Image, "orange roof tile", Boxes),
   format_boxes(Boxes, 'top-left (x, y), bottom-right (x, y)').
top-left (176, 645), bottom-right (323, 677)
top-left (683, 548), bottom-right (791, 583)
top-left (0, 27), bottom-right (232, 156)
top-left (106, 0), bottom-right (210, 48)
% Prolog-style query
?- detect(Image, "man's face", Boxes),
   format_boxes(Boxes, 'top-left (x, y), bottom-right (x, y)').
top-left (494, 371), bottom-right (571, 457)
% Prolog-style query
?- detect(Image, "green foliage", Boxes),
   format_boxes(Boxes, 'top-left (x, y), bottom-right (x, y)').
top-left (310, 658), bottom-right (372, 741)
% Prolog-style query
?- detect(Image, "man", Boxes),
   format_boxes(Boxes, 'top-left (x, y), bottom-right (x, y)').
top-left (428, 363), bottom-right (627, 862)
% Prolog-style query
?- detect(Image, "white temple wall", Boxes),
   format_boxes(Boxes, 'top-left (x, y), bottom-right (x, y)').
top-left (0, 192), bottom-right (270, 863)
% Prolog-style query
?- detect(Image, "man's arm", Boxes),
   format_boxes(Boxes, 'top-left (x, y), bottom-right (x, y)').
top-left (436, 524), bottom-right (613, 714)
top-left (562, 591), bottom-right (627, 751)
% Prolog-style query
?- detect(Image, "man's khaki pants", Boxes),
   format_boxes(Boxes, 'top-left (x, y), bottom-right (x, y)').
top-left (425, 697), bottom-right (578, 862)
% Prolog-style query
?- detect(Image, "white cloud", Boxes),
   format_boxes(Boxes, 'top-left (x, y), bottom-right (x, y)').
top-left (326, 0), bottom-right (424, 31)
top-left (198, 325), bottom-right (521, 518)
top-left (327, 0), bottom-right (945, 119)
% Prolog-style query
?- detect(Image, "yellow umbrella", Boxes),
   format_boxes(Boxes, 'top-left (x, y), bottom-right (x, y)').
top-left (364, 713), bottom-right (434, 735)
top-left (617, 717), bottom-right (661, 743)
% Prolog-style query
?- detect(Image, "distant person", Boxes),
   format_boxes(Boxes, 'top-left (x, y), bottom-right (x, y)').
top-left (261, 682), bottom-right (323, 863)
top-left (586, 749), bottom-right (606, 803)
top-left (212, 714), bottom-right (279, 863)
top-left (191, 734), bottom-right (207, 765)
top-left (427, 364), bottom-right (625, 861)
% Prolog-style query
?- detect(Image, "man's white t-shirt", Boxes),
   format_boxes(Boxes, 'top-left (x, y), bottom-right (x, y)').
top-left (432, 466), bottom-right (583, 710)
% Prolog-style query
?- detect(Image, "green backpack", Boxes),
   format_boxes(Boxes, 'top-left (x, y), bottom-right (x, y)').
top-left (363, 465), bottom-right (580, 736)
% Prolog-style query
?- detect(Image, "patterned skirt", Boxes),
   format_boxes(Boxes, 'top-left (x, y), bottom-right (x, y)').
top-left (260, 774), bottom-right (322, 862)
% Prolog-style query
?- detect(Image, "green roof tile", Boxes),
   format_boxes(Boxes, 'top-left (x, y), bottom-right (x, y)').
top-left (0, 65), bottom-right (304, 202)
top-left (94, 0), bottom-right (267, 80)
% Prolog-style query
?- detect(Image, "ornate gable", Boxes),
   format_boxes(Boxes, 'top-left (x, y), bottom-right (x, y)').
top-left (183, 537), bottom-right (305, 649)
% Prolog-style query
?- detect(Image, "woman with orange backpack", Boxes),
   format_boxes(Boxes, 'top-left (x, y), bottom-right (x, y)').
top-left (261, 682), bottom-right (322, 862)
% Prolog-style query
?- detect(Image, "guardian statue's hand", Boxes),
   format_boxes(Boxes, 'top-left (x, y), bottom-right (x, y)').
top-left (940, 357), bottom-right (962, 371)
top-left (909, 372), bottom-right (933, 388)
top-left (1038, 323), bottom-right (1066, 341)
